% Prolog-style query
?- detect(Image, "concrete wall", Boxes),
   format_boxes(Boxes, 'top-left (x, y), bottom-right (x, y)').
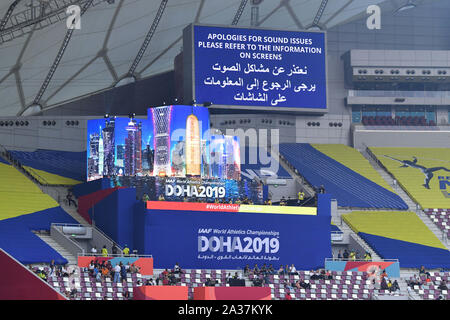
top-left (353, 126), bottom-right (450, 148)
top-left (0, 116), bottom-right (89, 152)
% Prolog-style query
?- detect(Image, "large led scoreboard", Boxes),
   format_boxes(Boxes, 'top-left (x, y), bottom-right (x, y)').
top-left (183, 24), bottom-right (327, 113)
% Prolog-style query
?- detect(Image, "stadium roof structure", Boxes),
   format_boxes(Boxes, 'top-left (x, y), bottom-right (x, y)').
top-left (0, 0), bottom-right (427, 116)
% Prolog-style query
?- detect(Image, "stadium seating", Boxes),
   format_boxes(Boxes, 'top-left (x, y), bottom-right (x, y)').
top-left (0, 162), bottom-right (58, 220)
top-left (312, 144), bottom-right (393, 192)
top-left (361, 116), bottom-right (435, 126)
top-left (424, 209), bottom-right (450, 239)
top-left (278, 143), bottom-right (407, 209)
top-left (410, 272), bottom-right (450, 300)
top-left (370, 147), bottom-right (450, 209)
top-left (168, 269), bottom-right (374, 300)
top-left (45, 268), bottom-right (141, 300)
top-left (343, 211), bottom-right (450, 268)
top-left (240, 146), bottom-right (290, 180)
top-left (22, 166), bottom-right (81, 186)
top-left (0, 162), bottom-right (77, 264)
top-left (8, 149), bottom-right (86, 183)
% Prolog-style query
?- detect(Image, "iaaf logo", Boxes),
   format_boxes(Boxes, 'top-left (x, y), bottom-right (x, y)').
top-left (439, 176), bottom-right (450, 198)
top-left (198, 228), bottom-right (212, 234)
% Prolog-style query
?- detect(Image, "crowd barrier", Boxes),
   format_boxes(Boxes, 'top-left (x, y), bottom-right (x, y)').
top-left (133, 285), bottom-right (188, 300)
top-left (193, 286), bottom-right (271, 300)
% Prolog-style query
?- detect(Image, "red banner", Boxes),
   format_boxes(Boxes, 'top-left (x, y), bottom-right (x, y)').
top-left (133, 286), bottom-right (188, 300)
top-left (193, 286), bottom-right (271, 300)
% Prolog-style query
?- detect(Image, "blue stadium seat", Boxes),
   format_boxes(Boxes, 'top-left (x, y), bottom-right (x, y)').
top-left (9, 149), bottom-right (86, 181)
top-left (278, 143), bottom-right (408, 209)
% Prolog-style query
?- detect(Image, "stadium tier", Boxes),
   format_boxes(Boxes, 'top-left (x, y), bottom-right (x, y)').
top-left (409, 272), bottom-right (450, 300)
top-left (240, 146), bottom-right (291, 181)
top-left (22, 166), bottom-right (81, 186)
top-left (342, 211), bottom-right (450, 269)
top-left (46, 268), bottom-right (140, 300)
top-left (424, 209), bottom-right (450, 239)
top-left (0, 162), bottom-right (77, 264)
top-left (312, 144), bottom-right (393, 192)
top-left (279, 143), bottom-right (407, 209)
top-left (8, 149), bottom-right (86, 183)
top-left (176, 269), bottom-right (373, 300)
top-left (369, 147), bottom-right (450, 209)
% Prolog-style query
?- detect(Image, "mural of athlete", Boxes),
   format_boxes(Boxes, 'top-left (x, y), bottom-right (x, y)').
top-left (384, 155), bottom-right (450, 189)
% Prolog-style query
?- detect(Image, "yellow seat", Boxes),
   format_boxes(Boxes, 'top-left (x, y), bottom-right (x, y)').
top-left (0, 163), bottom-right (58, 220)
top-left (312, 144), bottom-right (394, 192)
top-left (343, 211), bottom-right (447, 250)
top-left (370, 147), bottom-right (450, 209)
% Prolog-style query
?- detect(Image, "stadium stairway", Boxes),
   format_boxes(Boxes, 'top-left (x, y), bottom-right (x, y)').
top-left (361, 148), bottom-right (450, 250)
top-left (332, 210), bottom-right (382, 261)
top-left (33, 231), bottom-right (78, 266)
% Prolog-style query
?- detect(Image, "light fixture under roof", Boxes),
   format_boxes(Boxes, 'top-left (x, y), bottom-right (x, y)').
top-left (394, 0), bottom-right (417, 14)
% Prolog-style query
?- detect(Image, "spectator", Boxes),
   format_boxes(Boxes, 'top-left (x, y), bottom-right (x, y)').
top-left (101, 265), bottom-right (109, 281)
top-left (66, 191), bottom-right (77, 207)
top-left (60, 264), bottom-right (69, 277)
top-left (244, 264), bottom-right (250, 276)
top-left (387, 280), bottom-right (393, 292)
top-left (380, 277), bottom-right (388, 290)
top-left (277, 265), bottom-right (284, 275)
top-left (120, 262), bottom-right (127, 283)
top-left (91, 246), bottom-right (97, 256)
top-left (288, 264), bottom-right (297, 275)
top-left (349, 250), bottom-right (356, 261)
top-left (123, 245), bottom-right (130, 257)
top-left (268, 264), bottom-right (275, 275)
top-left (392, 280), bottom-right (400, 293)
top-left (297, 190), bottom-right (305, 205)
top-left (111, 245), bottom-right (118, 256)
top-left (260, 264), bottom-right (267, 274)
top-left (101, 245), bottom-right (108, 257)
top-left (337, 250), bottom-right (343, 260)
top-left (174, 262), bottom-right (182, 274)
top-left (142, 193), bottom-right (149, 202)
top-left (146, 278), bottom-right (155, 286)
top-left (130, 263), bottom-right (140, 274)
top-left (113, 263), bottom-right (121, 283)
top-left (319, 185), bottom-right (325, 193)
top-left (49, 259), bottom-right (56, 276)
top-left (325, 270), bottom-right (333, 280)
top-left (343, 249), bottom-right (349, 260)
top-left (364, 251), bottom-right (372, 261)
top-left (438, 280), bottom-right (448, 291)
top-left (310, 270), bottom-right (320, 280)
top-left (88, 260), bottom-right (95, 276)
top-left (419, 266), bottom-right (430, 277)
top-left (94, 266), bottom-right (101, 282)
top-left (158, 194), bottom-right (165, 201)
top-left (299, 278), bottom-right (311, 289)
top-left (253, 264), bottom-right (260, 276)
top-left (124, 291), bottom-right (131, 300)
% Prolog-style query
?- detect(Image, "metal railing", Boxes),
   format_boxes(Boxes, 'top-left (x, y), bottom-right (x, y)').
top-left (349, 89), bottom-right (450, 98)
top-left (52, 222), bottom-right (124, 253)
